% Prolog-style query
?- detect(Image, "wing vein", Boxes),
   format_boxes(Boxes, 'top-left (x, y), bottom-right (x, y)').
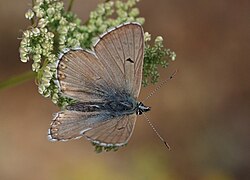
top-left (101, 40), bottom-right (124, 76)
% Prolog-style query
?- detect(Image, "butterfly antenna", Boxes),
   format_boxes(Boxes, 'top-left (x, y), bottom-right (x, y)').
top-left (142, 69), bottom-right (178, 103)
top-left (142, 114), bottom-right (171, 151)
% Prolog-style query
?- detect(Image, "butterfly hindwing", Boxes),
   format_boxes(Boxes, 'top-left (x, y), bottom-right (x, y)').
top-left (84, 114), bottom-right (137, 146)
top-left (48, 110), bottom-right (136, 147)
top-left (48, 110), bottom-right (108, 141)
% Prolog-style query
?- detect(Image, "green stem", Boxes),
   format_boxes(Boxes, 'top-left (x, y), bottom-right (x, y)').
top-left (67, 0), bottom-right (75, 12)
top-left (30, 0), bottom-right (35, 25)
top-left (0, 71), bottom-right (35, 91)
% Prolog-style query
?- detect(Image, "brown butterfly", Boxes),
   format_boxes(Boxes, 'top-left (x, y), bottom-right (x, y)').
top-left (48, 22), bottom-right (151, 147)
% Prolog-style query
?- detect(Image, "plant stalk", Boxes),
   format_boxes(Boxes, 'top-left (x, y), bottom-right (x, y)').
top-left (0, 71), bottom-right (35, 91)
top-left (67, 0), bottom-right (75, 12)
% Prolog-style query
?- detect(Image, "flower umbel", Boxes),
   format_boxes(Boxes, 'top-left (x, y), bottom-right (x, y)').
top-left (143, 35), bottom-right (176, 86)
top-left (19, 0), bottom-right (176, 153)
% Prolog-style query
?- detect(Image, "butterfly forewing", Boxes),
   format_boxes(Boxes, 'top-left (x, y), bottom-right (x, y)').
top-left (56, 49), bottom-right (117, 102)
top-left (94, 22), bottom-right (144, 97)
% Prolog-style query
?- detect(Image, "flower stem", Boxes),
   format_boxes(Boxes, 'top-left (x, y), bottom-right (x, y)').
top-left (0, 71), bottom-right (35, 91)
top-left (67, 0), bottom-right (75, 12)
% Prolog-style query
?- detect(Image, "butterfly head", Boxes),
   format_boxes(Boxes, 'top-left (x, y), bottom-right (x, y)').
top-left (136, 102), bottom-right (150, 115)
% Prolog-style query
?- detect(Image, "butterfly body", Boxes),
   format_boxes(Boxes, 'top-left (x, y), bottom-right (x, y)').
top-left (48, 22), bottom-right (147, 147)
top-left (66, 98), bottom-right (149, 116)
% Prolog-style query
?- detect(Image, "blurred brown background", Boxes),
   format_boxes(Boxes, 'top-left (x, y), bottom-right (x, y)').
top-left (0, 0), bottom-right (249, 180)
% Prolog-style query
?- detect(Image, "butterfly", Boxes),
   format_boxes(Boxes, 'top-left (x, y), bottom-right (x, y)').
top-left (48, 22), bottom-right (151, 148)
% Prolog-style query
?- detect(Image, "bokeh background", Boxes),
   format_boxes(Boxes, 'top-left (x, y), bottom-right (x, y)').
top-left (0, 0), bottom-right (249, 180)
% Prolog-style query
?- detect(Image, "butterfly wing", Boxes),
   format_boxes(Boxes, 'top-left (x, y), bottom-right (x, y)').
top-left (56, 22), bottom-right (144, 102)
top-left (48, 110), bottom-right (136, 146)
top-left (84, 114), bottom-right (136, 146)
top-left (48, 110), bottom-right (111, 141)
top-left (55, 49), bottom-right (118, 102)
top-left (94, 22), bottom-right (144, 97)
